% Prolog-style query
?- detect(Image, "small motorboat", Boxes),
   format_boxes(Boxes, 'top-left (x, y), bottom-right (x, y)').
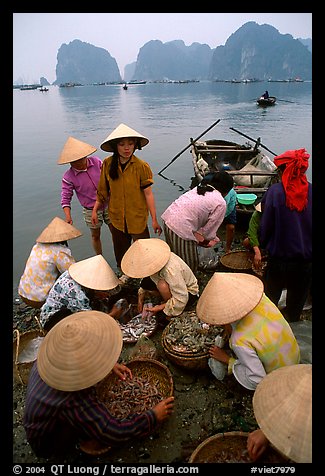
top-left (257, 96), bottom-right (276, 106)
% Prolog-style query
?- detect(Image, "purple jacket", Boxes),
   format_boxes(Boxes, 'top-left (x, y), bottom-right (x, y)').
top-left (260, 182), bottom-right (312, 260)
top-left (61, 156), bottom-right (108, 210)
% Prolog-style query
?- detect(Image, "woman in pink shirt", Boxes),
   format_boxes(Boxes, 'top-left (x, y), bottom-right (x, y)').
top-left (58, 136), bottom-right (111, 255)
top-left (161, 171), bottom-right (233, 274)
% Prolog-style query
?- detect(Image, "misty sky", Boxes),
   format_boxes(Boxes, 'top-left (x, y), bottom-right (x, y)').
top-left (13, 13), bottom-right (312, 83)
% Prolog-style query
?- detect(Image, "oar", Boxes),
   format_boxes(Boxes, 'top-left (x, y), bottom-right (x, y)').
top-left (229, 127), bottom-right (277, 156)
top-left (158, 119), bottom-right (221, 174)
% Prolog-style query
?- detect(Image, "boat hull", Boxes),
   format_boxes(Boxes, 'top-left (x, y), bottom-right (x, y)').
top-left (190, 139), bottom-right (278, 214)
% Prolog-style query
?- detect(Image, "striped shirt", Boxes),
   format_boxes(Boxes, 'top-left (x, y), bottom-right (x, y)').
top-left (23, 363), bottom-right (157, 457)
top-left (227, 294), bottom-right (300, 390)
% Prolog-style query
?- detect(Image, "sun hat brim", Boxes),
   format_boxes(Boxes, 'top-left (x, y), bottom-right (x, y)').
top-left (100, 123), bottom-right (149, 152)
top-left (196, 272), bottom-right (264, 325)
top-left (36, 217), bottom-right (83, 243)
top-left (121, 238), bottom-right (171, 278)
top-left (68, 255), bottom-right (120, 290)
top-left (37, 310), bottom-right (123, 391)
top-left (57, 136), bottom-right (97, 165)
top-left (253, 364), bottom-right (312, 463)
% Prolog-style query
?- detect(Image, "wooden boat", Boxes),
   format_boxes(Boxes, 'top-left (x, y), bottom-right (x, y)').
top-left (257, 96), bottom-right (276, 106)
top-left (39, 86), bottom-right (49, 92)
top-left (123, 84), bottom-right (128, 90)
top-left (190, 138), bottom-right (279, 213)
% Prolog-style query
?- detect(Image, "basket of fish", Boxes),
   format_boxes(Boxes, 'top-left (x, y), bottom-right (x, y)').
top-left (161, 311), bottom-right (223, 370)
top-left (118, 303), bottom-right (158, 344)
top-left (188, 431), bottom-right (290, 463)
top-left (95, 358), bottom-right (174, 418)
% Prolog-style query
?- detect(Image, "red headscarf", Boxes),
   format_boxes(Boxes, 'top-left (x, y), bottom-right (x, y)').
top-left (274, 148), bottom-right (310, 212)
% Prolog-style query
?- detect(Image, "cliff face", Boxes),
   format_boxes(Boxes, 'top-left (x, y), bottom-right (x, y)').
top-left (53, 39), bottom-right (121, 85)
top-left (50, 23), bottom-right (311, 85)
top-left (133, 40), bottom-right (214, 81)
top-left (208, 22), bottom-right (312, 80)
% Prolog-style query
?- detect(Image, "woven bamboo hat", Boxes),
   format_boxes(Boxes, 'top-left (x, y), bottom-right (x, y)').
top-left (37, 310), bottom-right (123, 391)
top-left (196, 272), bottom-right (264, 325)
top-left (100, 123), bottom-right (149, 152)
top-left (36, 216), bottom-right (82, 243)
top-left (253, 364), bottom-right (312, 463)
top-left (121, 238), bottom-right (171, 278)
top-left (69, 255), bottom-right (120, 290)
top-left (57, 136), bottom-right (97, 164)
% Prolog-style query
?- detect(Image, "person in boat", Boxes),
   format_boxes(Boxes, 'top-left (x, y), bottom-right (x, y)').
top-left (196, 272), bottom-right (300, 391)
top-left (92, 123), bottom-right (162, 283)
top-left (39, 255), bottom-right (123, 331)
top-left (18, 217), bottom-right (82, 309)
top-left (261, 90), bottom-right (269, 99)
top-left (121, 238), bottom-right (199, 326)
top-left (222, 187), bottom-right (237, 254)
top-left (247, 364), bottom-right (311, 463)
top-left (242, 201), bottom-right (264, 270)
top-left (58, 136), bottom-right (112, 256)
top-left (23, 310), bottom-right (174, 459)
top-left (161, 171), bottom-right (234, 274)
top-left (259, 148), bottom-right (312, 322)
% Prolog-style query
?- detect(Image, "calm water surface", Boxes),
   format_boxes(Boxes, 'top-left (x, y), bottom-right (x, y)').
top-left (13, 81), bottom-right (312, 295)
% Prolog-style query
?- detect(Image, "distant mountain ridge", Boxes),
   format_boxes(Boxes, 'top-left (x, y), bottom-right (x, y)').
top-left (36, 22), bottom-right (311, 85)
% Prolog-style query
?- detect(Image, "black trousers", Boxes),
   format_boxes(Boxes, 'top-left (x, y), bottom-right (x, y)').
top-left (263, 257), bottom-right (312, 322)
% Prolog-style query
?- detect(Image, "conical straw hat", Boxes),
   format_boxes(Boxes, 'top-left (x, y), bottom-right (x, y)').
top-left (69, 255), bottom-right (120, 290)
top-left (57, 136), bottom-right (97, 164)
top-left (196, 272), bottom-right (264, 325)
top-left (36, 216), bottom-right (83, 243)
top-left (253, 364), bottom-right (312, 463)
top-left (100, 123), bottom-right (149, 152)
top-left (37, 310), bottom-right (123, 391)
top-left (121, 238), bottom-right (171, 278)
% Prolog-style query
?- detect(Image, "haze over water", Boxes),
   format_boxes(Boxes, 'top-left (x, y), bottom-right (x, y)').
top-left (13, 80), bottom-right (312, 295)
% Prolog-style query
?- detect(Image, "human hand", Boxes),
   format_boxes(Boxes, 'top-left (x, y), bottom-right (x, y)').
top-left (112, 363), bottom-right (132, 381)
top-left (209, 345), bottom-right (229, 364)
top-left (91, 210), bottom-right (99, 226)
top-left (152, 220), bottom-right (162, 236)
top-left (253, 248), bottom-right (262, 269)
top-left (247, 429), bottom-right (269, 461)
top-left (153, 396), bottom-right (174, 423)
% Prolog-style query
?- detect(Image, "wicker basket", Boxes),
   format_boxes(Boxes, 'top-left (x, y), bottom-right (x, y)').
top-left (80, 358), bottom-right (174, 456)
top-left (188, 431), bottom-right (289, 463)
top-left (161, 327), bottom-right (209, 370)
top-left (96, 358), bottom-right (174, 407)
top-left (220, 250), bottom-right (254, 271)
top-left (13, 316), bottom-right (46, 385)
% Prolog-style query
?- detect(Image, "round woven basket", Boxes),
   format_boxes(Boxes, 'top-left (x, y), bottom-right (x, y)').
top-left (80, 358), bottom-right (174, 456)
top-left (161, 328), bottom-right (209, 370)
top-left (220, 250), bottom-right (254, 271)
top-left (96, 357), bottom-right (174, 407)
top-left (188, 431), bottom-right (289, 463)
top-left (13, 316), bottom-right (46, 385)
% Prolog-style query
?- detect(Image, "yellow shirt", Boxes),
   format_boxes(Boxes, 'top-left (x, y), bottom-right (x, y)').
top-left (96, 154), bottom-right (153, 234)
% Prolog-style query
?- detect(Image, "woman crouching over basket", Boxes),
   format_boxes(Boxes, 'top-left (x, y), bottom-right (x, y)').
top-left (23, 310), bottom-right (174, 459)
top-left (196, 272), bottom-right (300, 391)
top-left (121, 238), bottom-right (199, 326)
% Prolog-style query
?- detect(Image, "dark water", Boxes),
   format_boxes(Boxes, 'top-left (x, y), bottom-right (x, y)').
top-left (13, 80), bottom-right (312, 294)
